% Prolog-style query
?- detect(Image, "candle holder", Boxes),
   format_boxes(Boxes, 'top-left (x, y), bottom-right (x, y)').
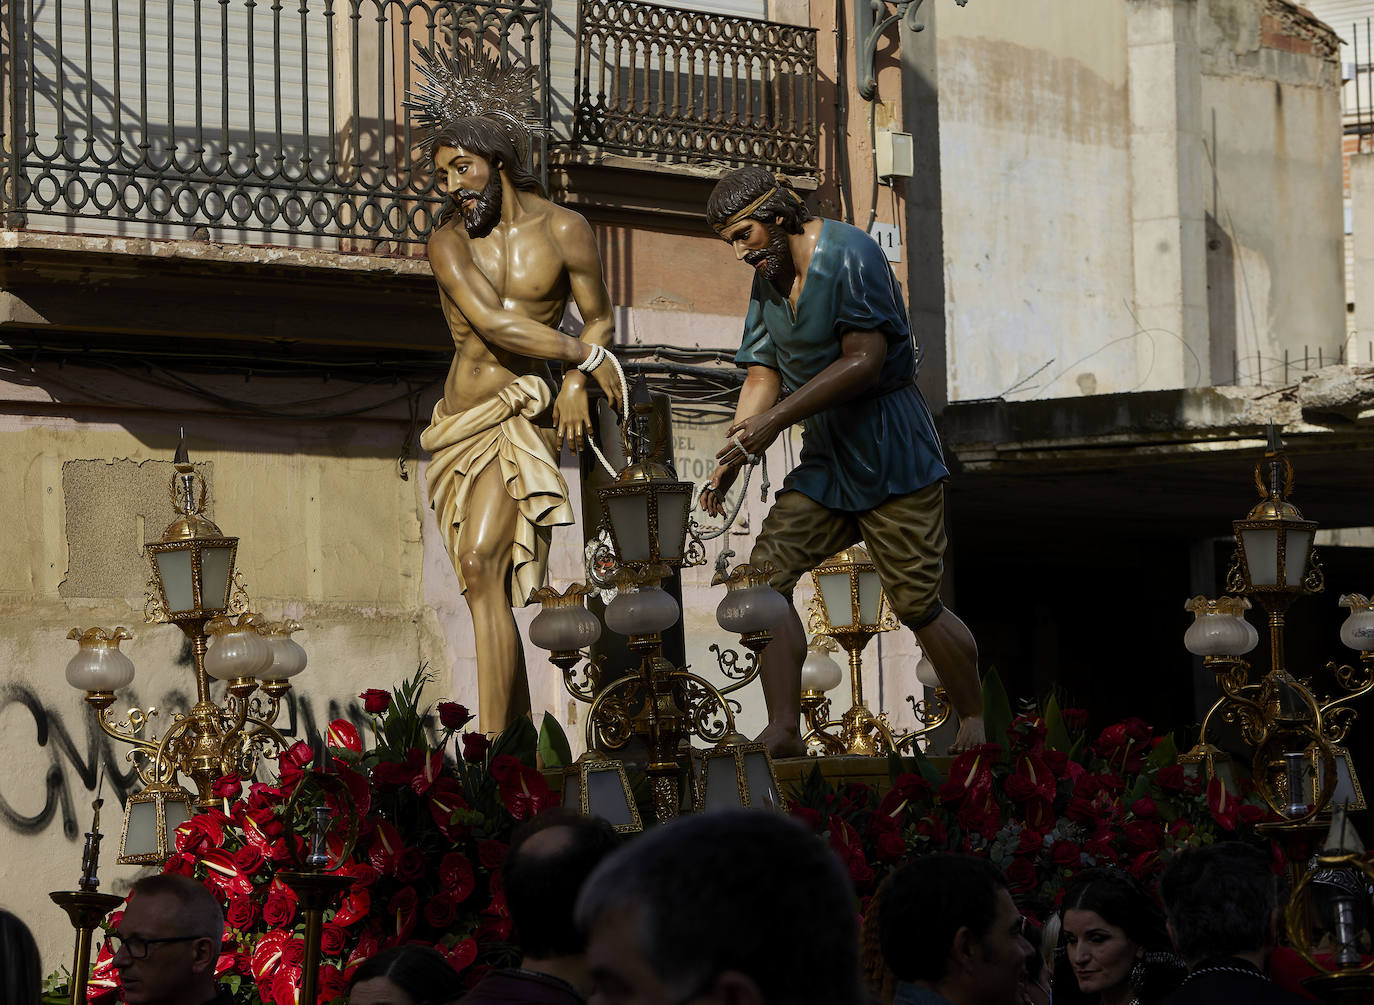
top-left (50, 776), bottom-right (124, 1005)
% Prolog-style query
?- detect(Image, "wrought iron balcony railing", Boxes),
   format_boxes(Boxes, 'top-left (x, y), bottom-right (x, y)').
top-left (572, 0), bottom-right (818, 177)
top-left (0, 0), bottom-right (547, 247)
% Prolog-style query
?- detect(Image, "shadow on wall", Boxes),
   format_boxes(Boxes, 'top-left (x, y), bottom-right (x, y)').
top-left (1206, 211), bottom-right (1238, 386)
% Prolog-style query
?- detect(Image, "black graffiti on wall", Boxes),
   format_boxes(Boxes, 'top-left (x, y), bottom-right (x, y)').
top-left (0, 684), bottom-right (366, 839)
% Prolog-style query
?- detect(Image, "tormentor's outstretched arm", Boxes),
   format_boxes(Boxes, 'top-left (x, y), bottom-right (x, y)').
top-left (720, 329), bottom-right (884, 465)
top-left (699, 364), bottom-right (780, 516)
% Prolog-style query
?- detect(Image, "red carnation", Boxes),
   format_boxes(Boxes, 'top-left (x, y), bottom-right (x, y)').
top-left (437, 701), bottom-right (472, 730)
top-left (360, 688), bottom-right (392, 714)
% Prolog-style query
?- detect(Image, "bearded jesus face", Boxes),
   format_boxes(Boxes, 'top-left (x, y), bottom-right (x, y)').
top-left (434, 144), bottom-right (503, 239)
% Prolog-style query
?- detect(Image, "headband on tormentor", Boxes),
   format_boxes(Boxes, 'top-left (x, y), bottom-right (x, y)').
top-left (714, 181), bottom-right (803, 233)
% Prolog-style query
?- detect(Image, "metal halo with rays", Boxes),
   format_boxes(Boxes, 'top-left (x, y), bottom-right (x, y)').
top-left (404, 42), bottom-right (543, 163)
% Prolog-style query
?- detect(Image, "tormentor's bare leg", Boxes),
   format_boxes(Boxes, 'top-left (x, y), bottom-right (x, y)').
top-left (913, 607), bottom-right (984, 753)
top-left (456, 460), bottom-right (532, 733)
top-left (754, 602), bottom-right (808, 758)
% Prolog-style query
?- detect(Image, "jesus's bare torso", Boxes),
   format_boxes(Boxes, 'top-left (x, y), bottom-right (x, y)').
top-left (438, 201), bottom-right (573, 414)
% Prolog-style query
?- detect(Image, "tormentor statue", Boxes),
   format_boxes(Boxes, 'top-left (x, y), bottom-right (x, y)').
top-left (699, 167), bottom-right (985, 754)
top-left (410, 48), bottom-right (622, 732)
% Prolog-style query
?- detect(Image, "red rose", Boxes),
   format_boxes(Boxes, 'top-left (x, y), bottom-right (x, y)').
top-left (1006, 857), bottom-right (1037, 892)
top-left (789, 806), bottom-right (822, 828)
top-left (1050, 840), bottom-right (1081, 867)
top-left (875, 831), bottom-right (906, 862)
top-left (1018, 828), bottom-right (1044, 855)
top-left (226, 894), bottom-right (257, 929)
top-left (319, 922), bottom-right (347, 957)
top-left (319, 964), bottom-right (348, 1003)
top-left (263, 879), bottom-right (300, 928)
top-left (395, 847), bottom-right (427, 883)
top-left (281, 937), bottom-right (306, 967)
top-left (1130, 796), bottom-right (1158, 820)
top-left (424, 895), bottom-right (458, 929)
top-left (1156, 765), bottom-right (1188, 792)
top-left (1003, 774), bottom-right (1039, 802)
top-left (360, 689), bottom-right (392, 714)
top-left (461, 732), bottom-right (491, 763)
top-left (326, 719), bottom-right (362, 753)
top-left (163, 852), bottom-right (197, 877)
top-left (213, 773), bottom-right (243, 801)
top-left (437, 702), bottom-right (472, 730)
top-left (1237, 803), bottom-right (1267, 825)
top-left (1122, 820), bottom-right (1162, 853)
top-left (1062, 707), bottom-right (1089, 731)
top-left (477, 839), bottom-right (508, 870)
top-left (233, 845), bottom-right (266, 877)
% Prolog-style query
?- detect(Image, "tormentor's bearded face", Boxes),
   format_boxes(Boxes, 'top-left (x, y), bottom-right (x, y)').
top-left (731, 219), bottom-right (793, 288)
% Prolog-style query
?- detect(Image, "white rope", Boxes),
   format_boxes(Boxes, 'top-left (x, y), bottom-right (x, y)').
top-left (579, 345), bottom-right (628, 479)
top-left (694, 434), bottom-right (769, 541)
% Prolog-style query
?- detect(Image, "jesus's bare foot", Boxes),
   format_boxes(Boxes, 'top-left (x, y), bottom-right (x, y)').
top-left (947, 714), bottom-right (986, 754)
top-left (756, 722), bottom-right (807, 759)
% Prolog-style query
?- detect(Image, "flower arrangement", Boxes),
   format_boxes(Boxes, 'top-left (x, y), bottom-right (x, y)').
top-left (787, 672), bottom-right (1278, 919)
top-left (82, 667), bottom-right (564, 1005)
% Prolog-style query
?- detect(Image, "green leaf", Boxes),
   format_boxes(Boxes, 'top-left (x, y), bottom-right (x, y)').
top-left (490, 716), bottom-right (538, 767)
top-left (887, 751), bottom-right (906, 785)
top-left (538, 713), bottom-right (573, 769)
top-left (1044, 695), bottom-right (1073, 753)
top-left (1147, 733), bottom-right (1178, 770)
top-left (982, 667), bottom-right (1013, 756)
top-left (911, 745), bottom-right (948, 788)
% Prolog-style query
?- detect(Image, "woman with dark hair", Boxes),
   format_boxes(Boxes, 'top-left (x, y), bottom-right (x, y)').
top-left (1054, 868), bottom-right (1186, 1005)
top-left (348, 946), bottom-right (465, 1005)
top-left (0, 909), bottom-right (40, 1005)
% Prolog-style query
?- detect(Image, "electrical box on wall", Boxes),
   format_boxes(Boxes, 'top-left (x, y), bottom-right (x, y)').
top-left (875, 128), bottom-right (914, 182)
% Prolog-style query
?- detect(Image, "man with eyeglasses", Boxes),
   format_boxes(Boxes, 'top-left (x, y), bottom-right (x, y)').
top-left (108, 874), bottom-right (227, 1005)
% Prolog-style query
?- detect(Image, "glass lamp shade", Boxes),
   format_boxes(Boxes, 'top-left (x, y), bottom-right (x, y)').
top-left (563, 755), bottom-right (641, 833)
top-left (261, 622), bottom-right (308, 680)
top-left (119, 782), bottom-right (195, 865)
top-left (146, 537), bottom-right (238, 618)
top-left (598, 465), bottom-right (693, 568)
top-left (605, 585), bottom-right (680, 637)
top-left (812, 547), bottom-right (885, 631)
top-left (1182, 597), bottom-right (1259, 657)
top-left (1235, 517), bottom-right (1316, 593)
top-left (530, 602), bottom-right (603, 653)
top-left (801, 645), bottom-right (844, 693)
top-left (65, 627), bottom-right (135, 692)
top-left (716, 582), bottom-right (789, 635)
top-left (1338, 595), bottom-right (1374, 652)
top-left (695, 741), bottom-right (781, 812)
top-left (204, 616), bottom-right (273, 681)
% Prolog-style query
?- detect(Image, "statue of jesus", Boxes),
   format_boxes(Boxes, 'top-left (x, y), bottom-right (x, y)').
top-left (410, 48), bottom-right (622, 733)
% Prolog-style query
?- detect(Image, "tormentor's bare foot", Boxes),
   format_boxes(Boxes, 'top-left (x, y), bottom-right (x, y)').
top-left (947, 715), bottom-right (986, 754)
top-left (756, 722), bottom-right (807, 759)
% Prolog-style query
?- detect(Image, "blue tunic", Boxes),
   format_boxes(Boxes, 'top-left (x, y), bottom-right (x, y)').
top-left (734, 219), bottom-right (949, 513)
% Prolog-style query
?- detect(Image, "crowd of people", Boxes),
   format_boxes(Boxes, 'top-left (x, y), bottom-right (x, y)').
top-left (0, 809), bottom-right (1344, 1005)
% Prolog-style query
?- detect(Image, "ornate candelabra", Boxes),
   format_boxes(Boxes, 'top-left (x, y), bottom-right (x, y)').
top-left (529, 384), bottom-right (787, 823)
top-left (64, 437), bottom-right (308, 863)
top-left (50, 771), bottom-right (124, 1005)
top-left (1179, 431), bottom-right (1372, 831)
top-left (798, 545), bottom-right (948, 755)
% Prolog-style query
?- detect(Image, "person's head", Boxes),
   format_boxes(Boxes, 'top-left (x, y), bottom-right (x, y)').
top-left (878, 854), bottom-right (1031, 1005)
top-left (1159, 842), bottom-right (1280, 966)
top-left (575, 810), bottom-right (863, 1005)
top-left (347, 945), bottom-right (465, 1005)
top-left (505, 808), bottom-right (620, 961)
top-left (706, 167), bottom-right (813, 285)
top-left (0, 909), bottom-right (40, 1005)
top-left (431, 117), bottom-right (543, 237)
top-left (111, 874), bottom-right (225, 1005)
top-left (1057, 868), bottom-right (1179, 1004)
